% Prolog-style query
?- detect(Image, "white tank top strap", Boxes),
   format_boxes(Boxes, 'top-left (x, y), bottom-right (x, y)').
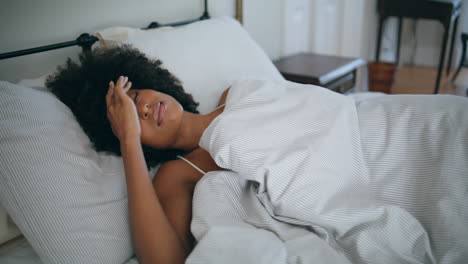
top-left (213, 103), bottom-right (225, 111)
top-left (176, 155), bottom-right (207, 175)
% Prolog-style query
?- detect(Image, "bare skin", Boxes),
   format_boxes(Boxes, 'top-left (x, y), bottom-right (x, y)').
top-left (106, 76), bottom-right (229, 264)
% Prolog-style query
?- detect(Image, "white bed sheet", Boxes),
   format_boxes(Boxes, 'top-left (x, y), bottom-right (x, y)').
top-left (188, 80), bottom-right (468, 263)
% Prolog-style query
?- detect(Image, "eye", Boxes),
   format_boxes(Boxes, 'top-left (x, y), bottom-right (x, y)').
top-left (133, 91), bottom-right (139, 104)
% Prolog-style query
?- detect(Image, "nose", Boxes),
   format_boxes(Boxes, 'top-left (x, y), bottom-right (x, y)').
top-left (137, 103), bottom-right (151, 119)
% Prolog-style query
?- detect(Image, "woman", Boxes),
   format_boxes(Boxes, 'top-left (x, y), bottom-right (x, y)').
top-left (47, 45), bottom-right (229, 264)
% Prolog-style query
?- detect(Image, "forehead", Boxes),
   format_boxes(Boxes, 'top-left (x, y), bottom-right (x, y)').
top-left (127, 89), bottom-right (167, 98)
top-left (127, 88), bottom-right (152, 94)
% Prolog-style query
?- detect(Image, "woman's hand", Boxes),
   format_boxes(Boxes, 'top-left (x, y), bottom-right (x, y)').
top-left (106, 76), bottom-right (141, 143)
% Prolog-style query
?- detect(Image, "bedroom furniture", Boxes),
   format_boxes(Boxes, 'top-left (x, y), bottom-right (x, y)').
top-left (273, 52), bottom-right (365, 94)
top-left (452, 32), bottom-right (468, 82)
top-left (0, 0), bottom-right (211, 60)
top-left (375, 0), bottom-right (462, 94)
top-left (236, 0), bottom-right (243, 24)
top-left (367, 62), bottom-right (397, 94)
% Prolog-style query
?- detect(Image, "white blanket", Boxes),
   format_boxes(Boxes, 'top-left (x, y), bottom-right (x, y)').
top-left (187, 80), bottom-right (468, 264)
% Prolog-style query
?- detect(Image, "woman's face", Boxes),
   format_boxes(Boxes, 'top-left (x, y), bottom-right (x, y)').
top-left (126, 89), bottom-right (184, 149)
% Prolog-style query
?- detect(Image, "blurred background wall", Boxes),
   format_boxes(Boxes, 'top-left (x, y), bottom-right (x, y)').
top-left (2, 0), bottom-right (467, 82)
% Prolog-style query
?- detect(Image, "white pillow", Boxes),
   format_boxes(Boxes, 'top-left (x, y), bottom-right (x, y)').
top-left (0, 81), bottom-right (134, 263)
top-left (16, 74), bottom-right (49, 91)
top-left (96, 17), bottom-right (284, 114)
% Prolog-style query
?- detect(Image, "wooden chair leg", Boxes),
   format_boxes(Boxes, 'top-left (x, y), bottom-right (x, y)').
top-left (452, 61), bottom-right (463, 82)
top-left (452, 36), bottom-right (467, 82)
top-left (375, 16), bottom-right (385, 61)
top-left (396, 17), bottom-right (403, 65)
top-left (434, 25), bottom-right (450, 94)
top-left (447, 16), bottom-right (460, 76)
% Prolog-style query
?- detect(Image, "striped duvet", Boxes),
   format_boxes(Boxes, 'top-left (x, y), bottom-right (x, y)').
top-left (187, 80), bottom-right (468, 264)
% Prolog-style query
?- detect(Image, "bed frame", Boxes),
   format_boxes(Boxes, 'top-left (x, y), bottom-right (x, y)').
top-left (0, 0), bottom-right (244, 60)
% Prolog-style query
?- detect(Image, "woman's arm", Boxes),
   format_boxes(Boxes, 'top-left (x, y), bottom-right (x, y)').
top-left (153, 147), bottom-right (226, 250)
top-left (217, 87), bottom-right (230, 108)
top-left (121, 139), bottom-right (189, 264)
top-left (153, 160), bottom-right (199, 250)
top-left (106, 76), bottom-right (189, 264)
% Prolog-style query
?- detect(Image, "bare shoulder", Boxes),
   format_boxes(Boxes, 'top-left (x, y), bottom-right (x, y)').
top-left (152, 148), bottom-right (221, 194)
top-left (184, 147), bottom-right (225, 177)
top-left (152, 159), bottom-right (194, 192)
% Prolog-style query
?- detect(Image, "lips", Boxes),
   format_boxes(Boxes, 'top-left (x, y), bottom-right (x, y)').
top-left (153, 102), bottom-right (165, 126)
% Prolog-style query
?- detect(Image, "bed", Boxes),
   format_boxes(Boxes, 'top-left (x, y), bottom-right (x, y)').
top-left (0, 1), bottom-right (467, 263)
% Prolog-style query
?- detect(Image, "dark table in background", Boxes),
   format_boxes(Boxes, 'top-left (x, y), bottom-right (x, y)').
top-left (274, 53), bottom-right (365, 94)
top-left (375, 0), bottom-right (462, 94)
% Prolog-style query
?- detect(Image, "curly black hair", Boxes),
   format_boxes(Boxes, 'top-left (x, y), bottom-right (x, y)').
top-left (46, 44), bottom-right (199, 168)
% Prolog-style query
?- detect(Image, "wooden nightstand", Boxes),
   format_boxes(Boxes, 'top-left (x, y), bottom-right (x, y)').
top-left (274, 53), bottom-right (366, 94)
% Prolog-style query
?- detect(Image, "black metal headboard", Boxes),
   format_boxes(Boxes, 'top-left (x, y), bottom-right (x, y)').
top-left (0, 0), bottom-right (211, 60)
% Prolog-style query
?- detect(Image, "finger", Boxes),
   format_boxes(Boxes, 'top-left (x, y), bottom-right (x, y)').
top-left (123, 81), bottom-right (132, 93)
top-left (106, 81), bottom-right (114, 96)
top-left (114, 76), bottom-right (126, 96)
top-left (105, 81), bottom-right (114, 105)
top-left (116, 75), bottom-right (128, 89)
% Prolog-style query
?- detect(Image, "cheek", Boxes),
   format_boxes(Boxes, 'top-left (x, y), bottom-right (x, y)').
top-left (140, 121), bottom-right (156, 146)
top-left (139, 120), bottom-right (173, 149)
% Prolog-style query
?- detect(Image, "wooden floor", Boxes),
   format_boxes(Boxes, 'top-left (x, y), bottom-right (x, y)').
top-left (391, 65), bottom-right (468, 96)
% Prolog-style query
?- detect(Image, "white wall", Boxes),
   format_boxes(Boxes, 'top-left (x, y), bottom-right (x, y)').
top-left (243, 0), bottom-right (468, 69)
top-left (3, 0), bottom-right (467, 83)
top-left (243, 0), bottom-right (283, 60)
top-left (308, 0), bottom-right (366, 58)
top-left (281, 0), bottom-right (311, 57)
top-left (0, 0), bottom-right (235, 82)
